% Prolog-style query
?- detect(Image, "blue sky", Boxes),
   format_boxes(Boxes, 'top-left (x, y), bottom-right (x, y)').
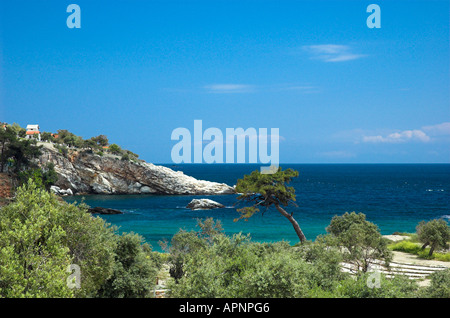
top-left (1, 0), bottom-right (449, 163)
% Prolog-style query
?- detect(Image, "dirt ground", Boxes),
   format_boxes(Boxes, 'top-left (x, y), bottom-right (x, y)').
top-left (392, 251), bottom-right (450, 268)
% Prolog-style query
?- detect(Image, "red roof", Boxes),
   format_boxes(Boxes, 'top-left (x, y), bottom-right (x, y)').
top-left (26, 131), bottom-right (40, 135)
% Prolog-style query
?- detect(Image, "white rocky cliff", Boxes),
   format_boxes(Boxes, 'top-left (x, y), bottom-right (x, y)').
top-left (38, 145), bottom-right (234, 195)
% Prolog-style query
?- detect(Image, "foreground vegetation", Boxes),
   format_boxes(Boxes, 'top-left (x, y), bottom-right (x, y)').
top-left (0, 180), bottom-right (449, 298)
top-left (163, 217), bottom-right (450, 298)
top-left (0, 180), bottom-right (161, 297)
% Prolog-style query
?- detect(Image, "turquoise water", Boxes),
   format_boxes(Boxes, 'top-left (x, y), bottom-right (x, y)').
top-left (64, 164), bottom-right (450, 252)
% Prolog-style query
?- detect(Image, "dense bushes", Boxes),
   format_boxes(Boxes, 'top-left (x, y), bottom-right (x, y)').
top-left (166, 217), bottom-right (450, 298)
top-left (424, 268), bottom-right (450, 298)
top-left (96, 233), bottom-right (158, 298)
top-left (335, 272), bottom-right (418, 298)
top-left (0, 182), bottom-right (74, 297)
top-left (165, 218), bottom-right (420, 298)
top-left (0, 180), bottom-right (159, 298)
top-left (166, 227), bottom-right (344, 298)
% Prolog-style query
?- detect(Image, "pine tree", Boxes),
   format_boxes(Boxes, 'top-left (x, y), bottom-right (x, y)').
top-left (235, 167), bottom-right (307, 243)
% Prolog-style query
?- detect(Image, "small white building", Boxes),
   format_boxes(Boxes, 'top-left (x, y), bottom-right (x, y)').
top-left (26, 124), bottom-right (41, 141)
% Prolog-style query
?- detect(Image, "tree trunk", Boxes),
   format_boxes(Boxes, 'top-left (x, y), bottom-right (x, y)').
top-left (429, 245), bottom-right (435, 257)
top-left (274, 204), bottom-right (307, 243)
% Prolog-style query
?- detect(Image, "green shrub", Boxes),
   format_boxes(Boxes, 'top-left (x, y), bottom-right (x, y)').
top-left (389, 240), bottom-right (422, 254)
top-left (0, 181), bottom-right (74, 297)
top-left (108, 143), bottom-right (122, 155)
top-left (424, 268), bottom-right (450, 298)
top-left (0, 180), bottom-right (118, 297)
top-left (296, 237), bottom-right (345, 290)
top-left (336, 272), bottom-right (419, 298)
top-left (432, 253), bottom-right (450, 262)
top-left (389, 240), bottom-right (450, 261)
top-left (96, 233), bottom-right (158, 298)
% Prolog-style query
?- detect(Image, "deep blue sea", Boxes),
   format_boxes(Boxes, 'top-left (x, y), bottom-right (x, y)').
top-left (64, 164), bottom-right (450, 252)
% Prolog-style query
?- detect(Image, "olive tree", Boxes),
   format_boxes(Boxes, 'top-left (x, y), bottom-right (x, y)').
top-left (416, 219), bottom-right (450, 257)
top-left (326, 212), bottom-right (392, 273)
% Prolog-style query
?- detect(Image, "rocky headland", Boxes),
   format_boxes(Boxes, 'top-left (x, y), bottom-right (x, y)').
top-left (38, 143), bottom-right (234, 196)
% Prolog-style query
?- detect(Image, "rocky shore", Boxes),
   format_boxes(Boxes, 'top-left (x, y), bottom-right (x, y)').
top-left (38, 143), bottom-right (234, 196)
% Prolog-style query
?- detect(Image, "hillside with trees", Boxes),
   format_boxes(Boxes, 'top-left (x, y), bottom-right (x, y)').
top-left (0, 122), bottom-right (140, 197)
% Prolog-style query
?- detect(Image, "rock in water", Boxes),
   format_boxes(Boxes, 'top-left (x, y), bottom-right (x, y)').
top-left (186, 199), bottom-right (225, 210)
top-left (88, 207), bottom-right (123, 214)
top-left (38, 145), bottom-right (235, 195)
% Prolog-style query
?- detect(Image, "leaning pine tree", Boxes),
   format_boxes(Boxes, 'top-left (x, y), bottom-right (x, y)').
top-left (234, 167), bottom-right (307, 243)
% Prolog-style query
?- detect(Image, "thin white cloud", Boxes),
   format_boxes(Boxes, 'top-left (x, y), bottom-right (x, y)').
top-left (302, 44), bottom-right (367, 62)
top-left (422, 122), bottom-right (450, 136)
top-left (363, 129), bottom-right (431, 144)
top-left (203, 83), bottom-right (320, 94)
top-left (204, 84), bottom-right (255, 94)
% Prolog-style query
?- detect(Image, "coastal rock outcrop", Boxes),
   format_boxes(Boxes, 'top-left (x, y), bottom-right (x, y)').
top-left (50, 185), bottom-right (73, 196)
top-left (38, 144), bottom-right (234, 196)
top-left (186, 198), bottom-right (225, 210)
